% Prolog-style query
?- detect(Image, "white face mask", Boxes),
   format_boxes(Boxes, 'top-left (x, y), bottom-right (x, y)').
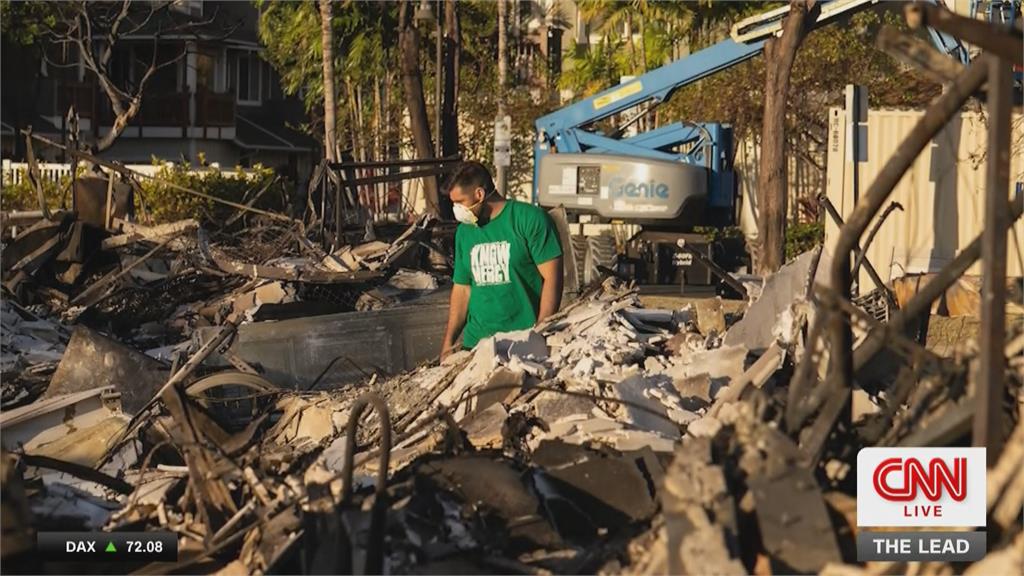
top-left (453, 202), bottom-right (478, 225)
top-left (453, 189), bottom-right (489, 225)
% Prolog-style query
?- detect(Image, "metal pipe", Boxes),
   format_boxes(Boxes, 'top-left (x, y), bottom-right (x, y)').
top-left (974, 56), bottom-right (1013, 464)
top-left (326, 154), bottom-right (461, 170)
top-left (852, 189), bottom-right (1023, 371)
top-left (817, 57), bottom-right (988, 427)
top-left (817, 193), bottom-right (893, 301)
top-left (827, 58), bottom-right (989, 384)
top-left (851, 201), bottom-right (904, 285)
top-left (340, 392), bottom-right (392, 576)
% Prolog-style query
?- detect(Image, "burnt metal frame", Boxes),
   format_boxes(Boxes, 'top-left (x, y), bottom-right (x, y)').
top-left (318, 155), bottom-right (462, 249)
top-left (790, 19), bottom-right (1023, 466)
top-left (817, 193), bottom-right (894, 304)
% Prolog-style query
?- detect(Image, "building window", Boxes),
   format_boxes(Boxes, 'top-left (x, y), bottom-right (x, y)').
top-left (236, 51), bottom-right (261, 104)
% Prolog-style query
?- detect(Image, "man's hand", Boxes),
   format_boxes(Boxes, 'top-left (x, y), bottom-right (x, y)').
top-left (439, 341), bottom-right (460, 363)
top-left (536, 256), bottom-right (563, 323)
top-left (441, 284), bottom-right (471, 361)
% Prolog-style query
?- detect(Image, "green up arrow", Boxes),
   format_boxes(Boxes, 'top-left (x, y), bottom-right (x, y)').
top-left (105, 541), bottom-right (117, 553)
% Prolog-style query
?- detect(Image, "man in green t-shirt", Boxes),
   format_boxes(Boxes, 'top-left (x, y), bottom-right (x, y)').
top-left (441, 161), bottom-right (563, 359)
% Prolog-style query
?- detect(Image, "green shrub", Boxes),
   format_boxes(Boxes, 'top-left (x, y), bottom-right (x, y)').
top-left (2, 163), bottom-right (289, 225)
top-left (693, 225), bottom-right (745, 243)
top-left (1, 169), bottom-right (73, 211)
top-left (785, 221), bottom-right (824, 260)
top-left (139, 162), bottom-right (288, 224)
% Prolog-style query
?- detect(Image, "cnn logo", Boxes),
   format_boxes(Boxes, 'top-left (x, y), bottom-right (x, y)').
top-left (872, 457), bottom-right (967, 502)
top-left (858, 448), bottom-right (985, 527)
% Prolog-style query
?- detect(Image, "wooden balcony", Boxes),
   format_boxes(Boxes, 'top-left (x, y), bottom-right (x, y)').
top-left (134, 92), bottom-right (191, 127)
top-left (196, 89), bottom-right (235, 127)
top-left (58, 82), bottom-right (97, 120)
top-left (60, 81), bottom-right (235, 134)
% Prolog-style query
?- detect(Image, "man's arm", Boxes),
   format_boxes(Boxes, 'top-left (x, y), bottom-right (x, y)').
top-left (441, 283), bottom-right (471, 360)
top-left (536, 256), bottom-right (563, 323)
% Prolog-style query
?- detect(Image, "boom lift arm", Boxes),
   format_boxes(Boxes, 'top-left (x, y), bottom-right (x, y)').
top-left (533, 0), bottom-right (969, 224)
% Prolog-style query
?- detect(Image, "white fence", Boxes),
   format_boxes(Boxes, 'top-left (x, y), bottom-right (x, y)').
top-left (1, 159), bottom-right (253, 186)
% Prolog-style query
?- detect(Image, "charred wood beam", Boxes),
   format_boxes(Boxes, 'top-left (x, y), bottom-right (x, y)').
top-left (827, 57), bottom-right (987, 404)
top-left (160, 383), bottom-right (236, 545)
top-left (23, 128), bottom-right (51, 220)
top-left (70, 232), bottom-right (183, 307)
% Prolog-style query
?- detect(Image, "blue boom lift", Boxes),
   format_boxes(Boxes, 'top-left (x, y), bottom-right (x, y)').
top-left (533, 0), bottom-right (971, 230)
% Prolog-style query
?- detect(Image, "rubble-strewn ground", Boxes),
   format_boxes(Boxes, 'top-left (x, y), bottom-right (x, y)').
top-left (2, 210), bottom-right (1021, 575)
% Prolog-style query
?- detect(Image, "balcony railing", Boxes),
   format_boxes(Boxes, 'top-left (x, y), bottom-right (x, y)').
top-left (133, 92), bottom-right (191, 127)
top-left (196, 89), bottom-right (235, 127)
top-left (58, 82), bottom-right (97, 120)
top-left (59, 81), bottom-right (235, 132)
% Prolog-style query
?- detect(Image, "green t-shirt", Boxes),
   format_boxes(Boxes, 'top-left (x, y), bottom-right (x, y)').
top-left (453, 200), bottom-right (562, 349)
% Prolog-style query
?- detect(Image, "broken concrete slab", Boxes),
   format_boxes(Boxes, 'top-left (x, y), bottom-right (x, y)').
top-left (709, 343), bottom-right (786, 414)
top-left (415, 455), bottom-right (563, 552)
top-left (693, 297), bottom-right (726, 337)
top-left (0, 387), bottom-right (126, 455)
top-left (230, 281), bottom-right (296, 320)
top-left (614, 375), bottom-right (682, 439)
top-left (532, 390), bottom-right (602, 425)
top-left (495, 329), bottom-right (549, 362)
top-left (749, 466), bottom-right (842, 573)
top-left (666, 344), bottom-right (748, 400)
top-left (462, 403), bottom-right (508, 449)
top-left (471, 367), bottom-right (526, 414)
top-left (672, 373), bottom-right (713, 406)
top-left (724, 247), bottom-right (821, 353)
top-left (686, 415), bottom-right (723, 438)
top-left (44, 326), bottom-right (168, 414)
top-left (532, 440), bottom-right (657, 528)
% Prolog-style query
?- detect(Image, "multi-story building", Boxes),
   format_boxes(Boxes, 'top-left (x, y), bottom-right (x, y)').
top-left (1, 0), bottom-right (314, 182)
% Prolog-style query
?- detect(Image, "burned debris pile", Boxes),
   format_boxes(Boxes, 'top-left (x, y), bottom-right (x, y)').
top-left (2, 246), bottom-right (1021, 573)
top-left (1, 207), bottom-right (450, 408)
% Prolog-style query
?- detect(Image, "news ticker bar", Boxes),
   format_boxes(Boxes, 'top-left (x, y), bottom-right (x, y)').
top-left (36, 532), bottom-right (177, 562)
top-left (857, 531), bottom-right (985, 562)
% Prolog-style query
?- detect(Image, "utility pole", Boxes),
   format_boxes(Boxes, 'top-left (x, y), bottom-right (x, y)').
top-left (495, 0), bottom-right (510, 195)
top-left (435, 0), bottom-right (443, 156)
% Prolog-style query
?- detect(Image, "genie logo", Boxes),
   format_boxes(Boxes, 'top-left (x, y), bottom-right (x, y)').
top-left (608, 176), bottom-right (669, 200)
